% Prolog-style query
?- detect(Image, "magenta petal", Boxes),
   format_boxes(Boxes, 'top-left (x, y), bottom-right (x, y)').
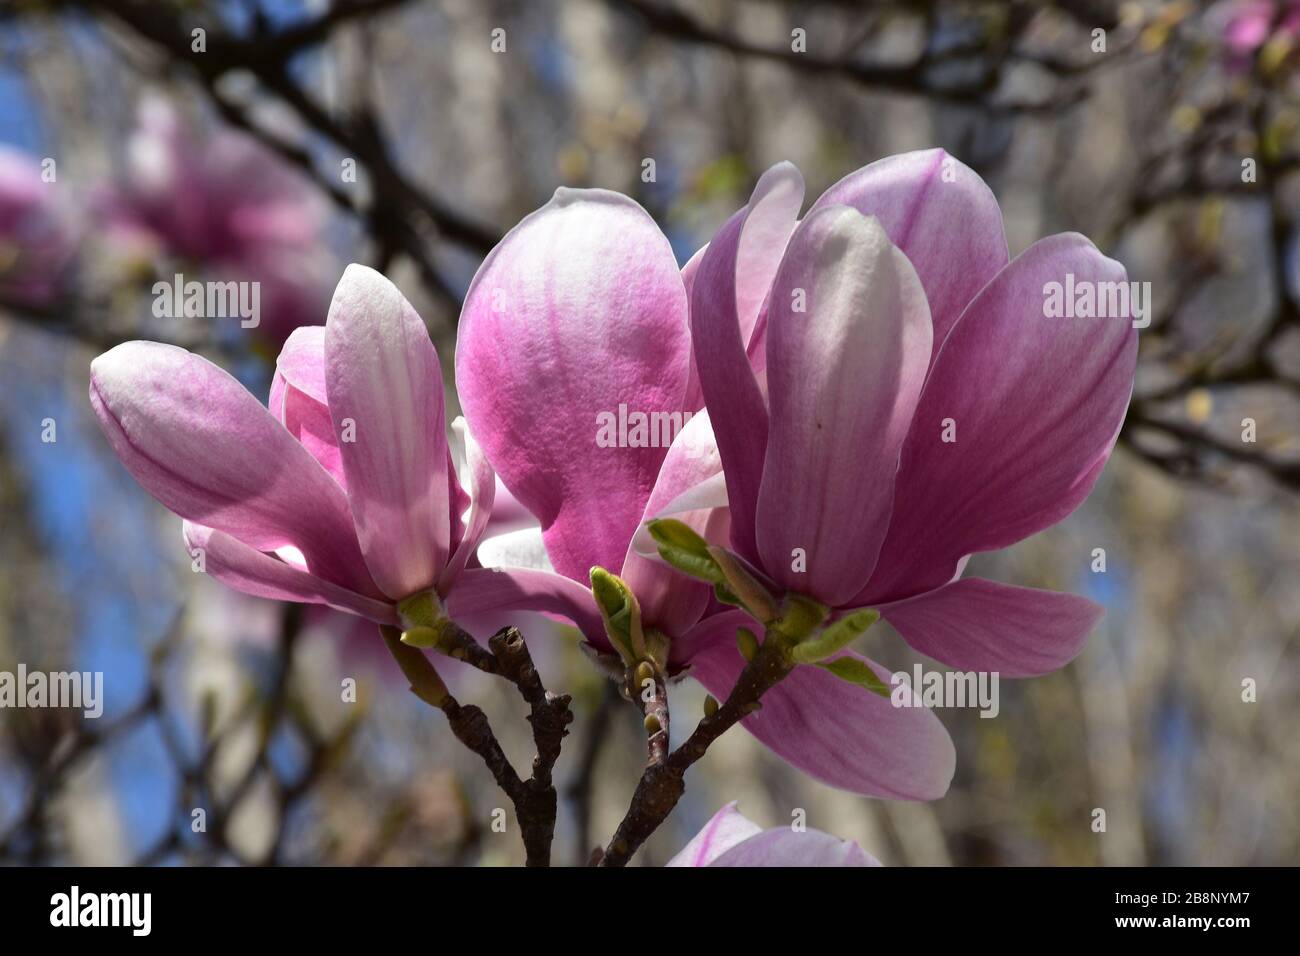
top-left (665, 802), bottom-right (762, 866)
top-left (620, 410), bottom-right (720, 636)
top-left (756, 207), bottom-right (932, 606)
top-left (183, 523), bottom-right (396, 624)
top-left (90, 341), bottom-right (374, 593)
top-left (684, 613), bottom-right (954, 799)
top-left (881, 578), bottom-right (1103, 677)
top-left (861, 233), bottom-right (1138, 604)
top-left (710, 828), bottom-right (880, 867)
top-left (325, 265), bottom-right (451, 600)
top-left (457, 189), bottom-right (690, 582)
top-left (444, 566), bottom-right (604, 644)
top-left (810, 148), bottom-right (1008, 359)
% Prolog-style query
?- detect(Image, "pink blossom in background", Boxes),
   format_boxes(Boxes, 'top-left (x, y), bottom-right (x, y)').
top-left (99, 97), bottom-right (332, 344)
top-left (90, 264), bottom-right (601, 642)
top-left (457, 187), bottom-right (954, 801)
top-left (1211, 0), bottom-right (1300, 70)
top-left (667, 802), bottom-right (878, 867)
top-left (0, 145), bottom-right (74, 306)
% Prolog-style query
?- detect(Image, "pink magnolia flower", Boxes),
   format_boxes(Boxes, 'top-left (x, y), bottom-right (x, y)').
top-left (457, 188), bottom-right (954, 800)
top-left (684, 150), bottom-right (1135, 771)
top-left (667, 802), bottom-right (878, 867)
top-left (99, 97), bottom-right (332, 344)
top-left (90, 264), bottom-right (600, 638)
top-left (0, 145), bottom-right (73, 306)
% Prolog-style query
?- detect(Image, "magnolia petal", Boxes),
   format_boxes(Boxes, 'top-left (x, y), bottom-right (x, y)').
top-left (275, 325), bottom-right (328, 404)
top-left (440, 417), bottom-right (497, 592)
top-left (756, 207), bottom-right (932, 606)
top-left (183, 522), bottom-right (396, 625)
top-left (860, 233), bottom-right (1138, 604)
top-left (709, 828), bottom-right (880, 867)
top-left (881, 577), bottom-right (1103, 677)
top-left (683, 612), bottom-right (955, 799)
top-left (477, 526), bottom-right (553, 572)
top-left (620, 410), bottom-right (720, 636)
top-left (665, 802), bottom-right (762, 866)
top-left (445, 566), bottom-right (604, 643)
top-left (810, 148), bottom-right (1008, 360)
top-left (325, 264), bottom-right (451, 600)
top-left (90, 341), bottom-right (374, 593)
top-left (457, 188), bottom-right (691, 582)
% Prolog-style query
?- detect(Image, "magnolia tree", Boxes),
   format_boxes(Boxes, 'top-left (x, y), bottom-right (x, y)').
top-left (86, 150), bottom-right (1136, 866)
top-left (8, 0), bottom-right (1294, 869)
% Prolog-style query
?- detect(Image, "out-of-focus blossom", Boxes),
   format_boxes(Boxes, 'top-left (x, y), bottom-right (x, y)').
top-left (90, 264), bottom-right (601, 642)
top-left (457, 187), bottom-right (954, 801)
top-left (99, 97), bottom-right (332, 344)
top-left (666, 802), bottom-right (879, 867)
top-left (1210, 0), bottom-right (1300, 70)
top-left (0, 145), bottom-right (74, 306)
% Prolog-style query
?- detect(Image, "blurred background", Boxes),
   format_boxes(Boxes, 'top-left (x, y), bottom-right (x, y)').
top-left (0, 0), bottom-right (1297, 866)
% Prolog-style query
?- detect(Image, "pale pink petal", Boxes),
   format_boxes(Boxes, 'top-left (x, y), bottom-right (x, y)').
top-left (709, 828), bottom-right (880, 867)
top-left (445, 566), bottom-right (605, 644)
top-left (810, 148), bottom-right (1008, 359)
top-left (439, 417), bottom-right (497, 591)
top-left (183, 522), bottom-right (396, 624)
top-left (756, 207), bottom-right (932, 606)
top-left (665, 802), bottom-right (762, 866)
top-left (90, 341), bottom-right (374, 593)
top-left (620, 410), bottom-right (720, 636)
top-left (881, 578), bottom-right (1103, 677)
top-left (325, 264), bottom-right (451, 600)
top-left (682, 612), bottom-right (955, 799)
top-left (456, 188), bottom-right (691, 582)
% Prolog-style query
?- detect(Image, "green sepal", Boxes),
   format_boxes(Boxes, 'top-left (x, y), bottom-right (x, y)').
top-left (713, 581), bottom-right (743, 607)
top-left (791, 609), bottom-right (880, 663)
top-left (813, 656), bottom-right (891, 697)
top-left (647, 519), bottom-right (724, 583)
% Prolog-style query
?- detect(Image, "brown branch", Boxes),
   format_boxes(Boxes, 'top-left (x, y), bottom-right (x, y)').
top-left (380, 623), bottom-right (571, 866)
top-left (597, 628), bottom-right (796, 867)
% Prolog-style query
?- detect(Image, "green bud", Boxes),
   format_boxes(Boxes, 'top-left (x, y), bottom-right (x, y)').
top-left (634, 661), bottom-right (655, 687)
top-left (708, 546), bottom-right (778, 622)
top-left (397, 590), bottom-right (444, 630)
top-left (791, 609), bottom-right (880, 663)
top-left (814, 656), bottom-right (891, 697)
top-left (771, 592), bottom-right (830, 642)
top-left (589, 566), bottom-right (644, 662)
top-left (736, 627), bottom-right (760, 662)
top-left (643, 713), bottom-right (662, 735)
top-left (703, 694), bottom-right (720, 717)
top-left (647, 519), bottom-right (724, 583)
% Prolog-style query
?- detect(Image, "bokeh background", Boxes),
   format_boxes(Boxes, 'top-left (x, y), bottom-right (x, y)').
top-left (1, 0), bottom-right (1297, 866)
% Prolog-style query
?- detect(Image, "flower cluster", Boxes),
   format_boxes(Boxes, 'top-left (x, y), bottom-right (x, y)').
top-left (89, 148), bottom-right (1137, 844)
